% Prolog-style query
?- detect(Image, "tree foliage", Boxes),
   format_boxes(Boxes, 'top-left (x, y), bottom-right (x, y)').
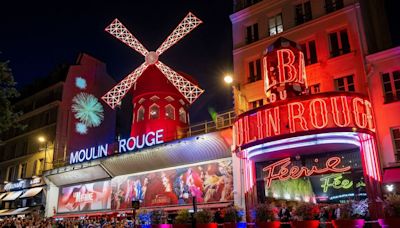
top-left (0, 60), bottom-right (21, 135)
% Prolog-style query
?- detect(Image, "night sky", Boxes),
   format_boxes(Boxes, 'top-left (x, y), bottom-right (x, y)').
top-left (0, 0), bottom-right (234, 123)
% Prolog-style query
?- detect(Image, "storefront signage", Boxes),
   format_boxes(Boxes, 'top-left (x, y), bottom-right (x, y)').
top-left (320, 173), bottom-right (353, 193)
top-left (3, 177), bottom-right (44, 192)
top-left (233, 93), bottom-right (375, 150)
top-left (69, 129), bottom-right (164, 164)
top-left (263, 156), bottom-right (351, 188)
top-left (264, 46), bottom-right (307, 103)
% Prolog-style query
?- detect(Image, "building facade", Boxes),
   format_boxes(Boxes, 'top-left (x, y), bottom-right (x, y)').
top-left (230, 0), bottom-right (400, 219)
top-left (0, 53), bottom-right (116, 217)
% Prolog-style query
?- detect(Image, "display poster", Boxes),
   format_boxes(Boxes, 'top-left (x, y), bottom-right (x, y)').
top-left (58, 180), bottom-right (112, 213)
top-left (111, 160), bottom-right (233, 209)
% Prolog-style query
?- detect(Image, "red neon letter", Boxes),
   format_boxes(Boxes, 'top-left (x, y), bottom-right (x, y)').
top-left (364, 100), bottom-right (375, 132)
top-left (288, 102), bottom-right (308, 133)
top-left (264, 107), bottom-right (281, 137)
top-left (353, 97), bottom-right (367, 129)
top-left (331, 96), bottom-right (351, 127)
top-left (309, 98), bottom-right (328, 129)
top-left (298, 51), bottom-right (307, 84)
top-left (277, 49), bottom-right (297, 83)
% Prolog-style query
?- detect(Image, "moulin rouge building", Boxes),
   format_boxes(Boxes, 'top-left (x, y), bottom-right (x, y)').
top-left (230, 0), bottom-right (400, 219)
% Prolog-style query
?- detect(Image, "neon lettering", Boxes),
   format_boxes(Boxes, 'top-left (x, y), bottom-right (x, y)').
top-left (263, 157), bottom-right (351, 188)
top-left (331, 96), bottom-right (351, 127)
top-left (277, 49), bottom-right (297, 83)
top-left (288, 102), bottom-right (308, 133)
top-left (353, 97), bottom-right (368, 129)
top-left (309, 98), bottom-right (328, 129)
top-left (320, 174), bottom-right (353, 192)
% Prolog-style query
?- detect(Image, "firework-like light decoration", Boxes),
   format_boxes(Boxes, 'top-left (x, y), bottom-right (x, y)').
top-left (72, 92), bottom-right (104, 127)
top-left (75, 122), bottom-right (88, 135)
top-left (75, 77), bottom-right (87, 89)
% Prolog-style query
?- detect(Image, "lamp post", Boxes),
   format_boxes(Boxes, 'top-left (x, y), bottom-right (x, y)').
top-left (37, 136), bottom-right (48, 173)
top-left (224, 74), bottom-right (246, 115)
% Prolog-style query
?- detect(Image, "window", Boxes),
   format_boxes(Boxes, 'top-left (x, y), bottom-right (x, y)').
top-left (179, 108), bottom-right (187, 123)
top-left (18, 163), bottom-right (27, 179)
top-left (165, 105), bottom-right (175, 120)
top-left (250, 99), bottom-right (264, 109)
top-left (149, 104), bottom-right (160, 120)
top-left (300, 40), bottom-right (318, 65)
top-left (137, 106), bottom-right (145, 122)
top-left (246, 23), bottom-right (259, 44)
top-left (329, 29), bottom-right (350, 57)
top-left (248, 59), bottom-right (262, 83)
top-left (34, 159), bottom-right (44, 175)
top-left (325, 0), bottom-right (344, 13)
top-left (7, 166), bottom-right (16, 181)
top-left (269, 13), bottom-right (283, 36)
top-left (335, 75), bottom-right (355, 92)
top-left (310, 84), bottom-right (321, 94)
top-left (295, 1), bottom-right (312, 25)
top-left (391, 128), bottom-right (400, 161)
top-left (150, 95), bottom-right (160, 101)
top-left (382, 71), bottom-right (400, 103)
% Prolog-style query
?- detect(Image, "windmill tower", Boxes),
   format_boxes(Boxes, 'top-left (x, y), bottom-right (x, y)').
top-left (102, 13), bottom-right (204, 142)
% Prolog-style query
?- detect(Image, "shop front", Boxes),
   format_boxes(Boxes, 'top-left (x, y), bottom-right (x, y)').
top-left (232, 38), bottom-right (382, 219)
top-left (0, 177), bottom-right (46, 217)
top-left (45, 129), bottom-right (234, 218)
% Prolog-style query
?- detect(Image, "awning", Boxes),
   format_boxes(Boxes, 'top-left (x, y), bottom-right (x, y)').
top-left (0, 207), bottom-right (31, 216)
top-left (19, 187), bottom-right (43, 198)
top-left (46, 164), bottom-right (111, 186)
top-left (0, 192), bottom-right (7, 200)
top-left (383, 167), bottom-right (400, 183)
top-left (0, 209), bottom-right (9, 214)
top-left (2, 191), bottom-right (23, 201)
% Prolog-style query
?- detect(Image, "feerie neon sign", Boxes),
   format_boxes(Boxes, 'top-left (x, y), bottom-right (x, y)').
top-left (233, 93), bottom-right (375, 150)
top-left (263, 156), bottom-right (351, 188)
top-left (69, 129), bottom-right (164, 164)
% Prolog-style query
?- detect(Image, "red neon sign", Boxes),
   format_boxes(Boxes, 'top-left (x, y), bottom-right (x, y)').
top-left (263, 38), bottom-right (307, 103)
top-left (263, 156), bottom-right (351, 188)
top-left (233, 93), bottom-right (375, 150)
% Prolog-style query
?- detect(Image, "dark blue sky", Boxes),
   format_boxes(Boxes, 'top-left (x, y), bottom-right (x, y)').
top-left (0, 0), bottom-right (234, 123)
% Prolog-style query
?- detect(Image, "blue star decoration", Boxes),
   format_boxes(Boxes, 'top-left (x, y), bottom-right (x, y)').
top-left (76, 122), bottom-right (88, 135)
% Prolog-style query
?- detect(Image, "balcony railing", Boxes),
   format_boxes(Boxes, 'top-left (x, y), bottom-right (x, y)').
top-left (187, 110), bottom-right (236, 137)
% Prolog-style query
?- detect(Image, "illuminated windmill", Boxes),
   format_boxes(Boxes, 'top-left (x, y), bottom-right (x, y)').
top-left (103, 12), bottom-right (204, 142)
top-left (102, 12), bottom-right (204, 109)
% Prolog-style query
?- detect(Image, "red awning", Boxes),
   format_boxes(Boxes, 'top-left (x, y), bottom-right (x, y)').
top-left (383, 167), bottom-right (400, 183)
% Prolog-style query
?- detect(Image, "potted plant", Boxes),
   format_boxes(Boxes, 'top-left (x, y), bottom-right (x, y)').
top-left (379, 193), bottom-right (400, 227)
top-left (194, 209), bottom-right (217, 228)
top-left (253, 204), bottom-right (280, 228)
top-left (137, 209), bottom-right (152, 228)
top-left (332, 200), bottom-right (367, 228)
top-left (291, 203), bottom-right (319, 228)
top-left (151, 209), bottom-right (171, 228)
top-left (222, 206), bottom-right (245, 228)
top-left (173, 209), bottom-right (191, 228)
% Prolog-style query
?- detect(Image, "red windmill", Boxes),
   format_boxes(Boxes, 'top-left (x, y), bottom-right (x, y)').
top-left (102, 12), bottom-right (204, 142)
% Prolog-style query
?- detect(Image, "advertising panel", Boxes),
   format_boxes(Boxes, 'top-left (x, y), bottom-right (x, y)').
top-left (58, 180), bottom-right (111, 213)
top-left (111, 160), bottom-right (233, 210)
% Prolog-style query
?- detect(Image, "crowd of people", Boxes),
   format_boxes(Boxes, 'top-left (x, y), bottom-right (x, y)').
top-left (0, 217), bottom-right (135, 228)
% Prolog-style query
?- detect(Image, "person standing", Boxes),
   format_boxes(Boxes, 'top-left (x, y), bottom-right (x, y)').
top-left (278, 204), bottom-right (291, 228)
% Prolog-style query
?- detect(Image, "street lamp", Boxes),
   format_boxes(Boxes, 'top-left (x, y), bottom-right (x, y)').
top-left (224, 74), bottom-right (233, 84)
top-left (37, 136), bottom-right (48, 173)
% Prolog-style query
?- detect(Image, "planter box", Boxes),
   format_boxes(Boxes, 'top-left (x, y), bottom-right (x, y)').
top-left (332, 219), bottom-right (365, 228)
top-left (255, 221), bottom-right (281, 228)
top-left (223, 222), bottom-right (247, 228)
top-left (378, 218), bottom-right (400, 228)
top-left (291, 220), bottom-right (320, 228)
top-left (172, 224), bottom-right (191, 228)
top-left (151, 225), bottom-right (172, 228)
top-left (196, 223), bottom-right (218, 228)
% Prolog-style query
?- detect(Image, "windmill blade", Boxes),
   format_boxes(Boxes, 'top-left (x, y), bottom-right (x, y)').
top-left (156, 12), bottom-right (202, 56)
top-left (102, 62), bottom-right (149, 109)
top-left (105, 19), bottom-right (149, 57)
top-left (155, 61), bottom-right (204, 104)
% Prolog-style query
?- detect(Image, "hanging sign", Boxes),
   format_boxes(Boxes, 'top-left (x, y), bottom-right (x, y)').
top-left (263, 156), bottom-right (351, 188)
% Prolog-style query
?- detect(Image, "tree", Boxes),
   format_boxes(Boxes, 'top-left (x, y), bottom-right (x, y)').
top-left (0, 60), bottom-right (21, 136)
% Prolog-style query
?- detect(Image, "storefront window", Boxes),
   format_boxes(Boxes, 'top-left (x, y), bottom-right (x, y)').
top-left (255, 149), bottom-right (366, 204)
